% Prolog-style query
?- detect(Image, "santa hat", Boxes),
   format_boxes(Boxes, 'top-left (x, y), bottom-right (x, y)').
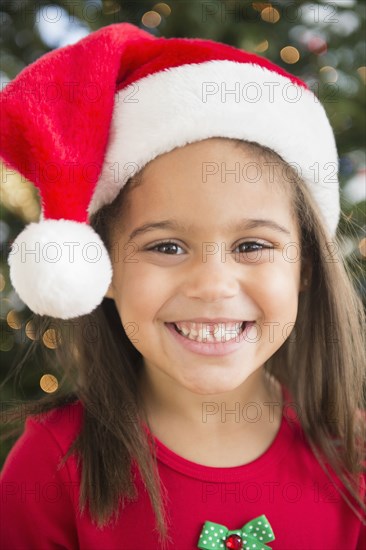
top-left (0, 23), bottom-right (339, 320)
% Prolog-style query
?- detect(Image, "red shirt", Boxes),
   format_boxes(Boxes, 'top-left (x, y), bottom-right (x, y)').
top-left (1, 387), bottom-right (365, 549)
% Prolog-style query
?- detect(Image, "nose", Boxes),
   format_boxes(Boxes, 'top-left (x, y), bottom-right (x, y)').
top-left (181, 252), bottom-right (241, 302)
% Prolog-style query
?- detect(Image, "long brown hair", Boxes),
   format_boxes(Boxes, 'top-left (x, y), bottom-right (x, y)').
top-left (2, 139), bottom-right (365, 543)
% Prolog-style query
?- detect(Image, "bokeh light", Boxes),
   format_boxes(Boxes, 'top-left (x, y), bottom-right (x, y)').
top-left (254, 40), bottom-right (269, 53)
top-left (142, 11), bottom-right (162, 28)
top-left (307, 36), bottom-right (327, 55)
top-left (261, 7), bottom-right (280, 23)
top-left (320, 66), bottom-right (338, 83)
top-left (25, 321), bottom-right (38, 341)
top-left (280, 46), bottom-right (300, 64)
top-left (42, 328), bottom-right (61, 349)
top-left (6, 310), bottom-right (21, 330)
top-left (153, 3), bottom-right (171, 17)
top-left (39, 374), bottom-right (59, 393)
top-left (102, 1), bottom-right (120, 15)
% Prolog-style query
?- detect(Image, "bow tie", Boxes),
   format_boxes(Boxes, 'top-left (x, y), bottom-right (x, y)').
top-left (197, 514), bottom-right (275, 550)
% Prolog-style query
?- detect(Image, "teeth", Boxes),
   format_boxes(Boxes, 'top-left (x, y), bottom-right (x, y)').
top-left (174, 321), bottom-right (245, 343)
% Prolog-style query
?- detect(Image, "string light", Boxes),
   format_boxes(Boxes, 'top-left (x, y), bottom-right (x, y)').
top-left (142, 11), bottom-right (162, 28)
top-left (254, 40), bottom-right (269, 53)
top-left (6, 310), bottom-right (22, 330)
top-left (153, 3), bottom-right (171, 16)
top-left (261, 7), bottom-right (280, 23)
top-left (42, 328), bottom-right (61, 349)
top-left (280, 46), bottom-right (300, 64)
top-left (319, 66), bottom-right (338, 83)
top-left (102, 1), bottom-right (120, 15)
top-left (39, 374), bottom-right (59, 393)
top-left (25, 320), bottom-right (38, 341)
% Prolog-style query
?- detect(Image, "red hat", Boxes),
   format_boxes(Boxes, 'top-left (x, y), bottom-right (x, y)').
top-left (0, 23), bottom-right (339, 319)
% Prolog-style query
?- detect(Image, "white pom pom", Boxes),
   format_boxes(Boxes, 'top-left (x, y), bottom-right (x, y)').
top-left (8, 220), bottom-right (113, 319)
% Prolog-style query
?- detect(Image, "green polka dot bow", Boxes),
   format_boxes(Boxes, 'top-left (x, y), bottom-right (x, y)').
top-left (197, 514), bottom-right (275, 550)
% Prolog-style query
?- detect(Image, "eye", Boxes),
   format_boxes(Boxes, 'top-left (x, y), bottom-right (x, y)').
top-left (235, 241), bottom-right (273, 254)
top-left (146, 240), bottom-right (185, 255)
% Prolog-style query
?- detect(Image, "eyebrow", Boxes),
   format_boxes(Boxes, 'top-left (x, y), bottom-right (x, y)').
top-left (128, 218), bottom-right (291, 241)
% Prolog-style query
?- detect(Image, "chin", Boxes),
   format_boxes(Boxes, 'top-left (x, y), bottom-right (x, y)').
top-left (184, 378), bottom-right (243, 396)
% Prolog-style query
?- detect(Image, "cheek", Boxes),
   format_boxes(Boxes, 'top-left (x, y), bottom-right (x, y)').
top-left (113, 262), bottom-right (171, 319)
top-left (252, 260), bottom-right (300, 318)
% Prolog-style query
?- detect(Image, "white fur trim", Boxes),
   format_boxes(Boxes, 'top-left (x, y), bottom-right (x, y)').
top-left (90, 60), bottom-right (340, 236)
top-left (8, 220), bottom-right (112, 319)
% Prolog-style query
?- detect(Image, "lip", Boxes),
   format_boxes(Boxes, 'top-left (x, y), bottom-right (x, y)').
top-left (167, 318), bottom-right (251, 323)
top-left (164, 321), bottom-right (255, 357)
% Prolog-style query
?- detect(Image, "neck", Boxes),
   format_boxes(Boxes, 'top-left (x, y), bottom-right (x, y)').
top-left (137, 366), bottom-right (284, 467)
top-left (138, 366), bottom-right (283, 435)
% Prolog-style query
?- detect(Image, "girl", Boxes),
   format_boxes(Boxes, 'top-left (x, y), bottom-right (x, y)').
top-left (0, 23), bottom-right (365, 550)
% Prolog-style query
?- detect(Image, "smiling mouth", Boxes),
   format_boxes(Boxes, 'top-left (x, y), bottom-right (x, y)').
top-left (167, 320), bottom-right (249, 343)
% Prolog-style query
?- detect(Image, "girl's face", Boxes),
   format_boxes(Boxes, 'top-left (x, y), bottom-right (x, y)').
top-left (106, 138), bottom-right (303, 395)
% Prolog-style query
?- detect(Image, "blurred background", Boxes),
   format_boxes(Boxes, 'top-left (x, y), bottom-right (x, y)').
top-left (0, 0), bottom-right (365, 464)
